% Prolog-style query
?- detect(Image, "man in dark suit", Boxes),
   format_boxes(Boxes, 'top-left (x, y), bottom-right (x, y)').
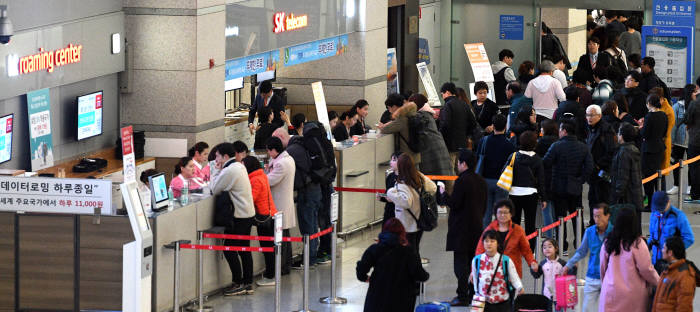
top-left (444, 149), bottom-right (487, 306)
top-left (573, 36), bottom-right (611, 86)
top-left (248, 80), bottom-right (286, 133)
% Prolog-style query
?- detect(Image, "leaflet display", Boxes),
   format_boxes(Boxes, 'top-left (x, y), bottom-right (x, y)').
top-left (77, 91), bottom-right (104, 140)
top-left (0, 114), bottom-right (14, 164)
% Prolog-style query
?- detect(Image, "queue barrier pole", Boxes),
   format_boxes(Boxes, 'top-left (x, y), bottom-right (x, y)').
top-left (320, 221), bottom-right (347, 305)
top-left (165, 240), bottom-right (191, 312)
top-left (534, 228), bottom-right (542, 293)
top-left (557, 217), bottom-right (565, 256)
top-left (191, 231), bottom-right (213, 312)
top-left (275, 213), bottom-right (283, 312)
top-left (657, 169), bottom-right (664, 193)
top-left (679, 160), bottom-right (685, 211)
top-left (293, 235), bottom-right (317, 312)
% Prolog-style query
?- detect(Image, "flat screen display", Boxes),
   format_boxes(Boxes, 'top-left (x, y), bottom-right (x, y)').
top-left (148, 173), bottom-right (169, 210)
top-left (225, 77), bottom-right (244, 91)
top-left (76, 91), bottom-right (103, 140)
top-left (0, 114), bottom-right (13, 164)
top-left (257, 70), bottom-right (275, 82)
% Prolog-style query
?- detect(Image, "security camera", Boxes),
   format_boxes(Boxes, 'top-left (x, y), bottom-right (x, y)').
top-left (0, 5), bottom-right (13, 45)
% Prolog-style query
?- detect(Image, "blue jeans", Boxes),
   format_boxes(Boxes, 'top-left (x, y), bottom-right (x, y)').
top-left (296, 183), bottom-right (321, 265)
top-left (542, 200), bottom-right (555, 238)
top-left (484, 178), bottom-right (508, 228)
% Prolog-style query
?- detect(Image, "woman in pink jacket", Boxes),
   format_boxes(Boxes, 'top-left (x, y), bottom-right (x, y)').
top-left (599, 207), bottom-right (659, 311)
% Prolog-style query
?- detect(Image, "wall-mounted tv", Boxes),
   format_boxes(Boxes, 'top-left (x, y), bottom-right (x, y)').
top-left (0, 114), bottom-right (14, 164)
top-left (76, 91), bottom-right (103, 141)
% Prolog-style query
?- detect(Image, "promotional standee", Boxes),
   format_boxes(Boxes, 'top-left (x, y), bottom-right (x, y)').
top-left (416, 62), bottom-right (441, 107)
top-left (641, 26), bottom-right (694, 88)
top-left (121, 125), bottom-right (152, 312)
top-left (26, 88), bottom-right (54, 171)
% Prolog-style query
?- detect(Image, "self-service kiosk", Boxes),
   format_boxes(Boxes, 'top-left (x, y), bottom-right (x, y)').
top-left (122, 182), bottom-right (153, 312)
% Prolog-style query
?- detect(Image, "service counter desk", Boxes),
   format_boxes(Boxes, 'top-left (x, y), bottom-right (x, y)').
top-left (334, 133), bottom-right (394, 236)
top-left (0, 194), bottom-right (303, 312)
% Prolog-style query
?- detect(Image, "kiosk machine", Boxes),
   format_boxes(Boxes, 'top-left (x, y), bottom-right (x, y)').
top-left (121, 182), bottom-right (153, 311)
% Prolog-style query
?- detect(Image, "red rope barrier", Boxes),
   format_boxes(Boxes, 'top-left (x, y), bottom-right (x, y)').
top-left (334, 187), bottom-right (386, 193)
top-left (309, 227), bottom-right (333, 240)
top-left (181, 244), bottom-right (274, 253)
top-left (202, 233), bottom-right (303, 242)
top-left (525, 211), bottom-right (578, 240)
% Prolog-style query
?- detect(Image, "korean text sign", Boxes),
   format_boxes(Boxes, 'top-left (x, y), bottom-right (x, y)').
top-left (26, 88), bottom-right (55, 171)
top-left (0, 176), bottom-right (112, 215)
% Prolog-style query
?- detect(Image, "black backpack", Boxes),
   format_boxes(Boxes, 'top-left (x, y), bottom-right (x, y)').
top-left (303, 122), bottom-right (337, 184)
top-left (400, 114), bottom-right (429, 153)
top-left (407, 182), bottom-right (439, 232)
top-left (606, 50), bottom-right (628, 85)
top-left (213, 161), bottom-right (236, 228)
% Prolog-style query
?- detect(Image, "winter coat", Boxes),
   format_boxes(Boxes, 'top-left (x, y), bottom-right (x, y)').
top-left (446, 168), bottom-right (487, 252)
top-left (641, 111), bottom-right (668, 154)
top-left (356, 232), bottom-right (429, 312)
top-left (640, 71), bottom-right (661, 94)
top-left (648, 206), bottom-right (695, 265)
top-left (586, 119), bottom-right (617, 173)
top-left (592, 79), bottom-right (615, 106)
top-left (536, 135), bottom-right (557, 193)
top-left (386, 173), bottom-right (436, 233)
top-left (661, 99), bottom-right (675, 169)
top-left (510, 151), bottom-right (547, 201)
top-left (543, 135), bottom-right (594, 196)
top-left (651, 259), bottom-right (699, 312)
top-left (609, 142), bottom-right (644, 210)
top-left (524, 74), bottom-right (566, 119)
top-left (381, 103), bottom-right (421, 163)
top-left (530, 257), bottom-right (575, 301)
top-left (599, 239), bottom-right (659, 312)
top-left (248, 169), bottom-right (277, 216)
top-left (210, 159), bottom-right (256, 218)
top-left (476, 134), bottom-right (516, 180)
top-left (267, 151), bottom-right (296, 229)
top-left (414, 107), bottom-right (452, 176)
top-left (286, 136), bottom-right (312, 190)
top-left (620, 87), bottom-right (649, 120)
top-left (671, 100), bottom-right (688, 147)
top-left (439, 95), bottom-right (476, 152)
top-left (554, 99), bottom-right (587, 141)
top-left (685, 98), bottom-right (700, 147)
top-left (508, 120), bottom-right (537, 148)
top-left (475, 220), bottom-right (536, 278)
top-left (507, 93), bottom-right (530, 128)
top-left (254, 123), bottom-right (278, 150)
top-left (471, 99), bottom-right (500, 130)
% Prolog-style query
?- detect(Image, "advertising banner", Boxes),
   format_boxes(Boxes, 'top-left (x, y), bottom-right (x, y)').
top-left (121, 126), bottom-right (136, 183)
top-left (418, 38), bottom-right (430, 64)
top-left (387, 48), bottom-right (400, 95)
top-left (311, 81), bottom-right (332, 140)
top-left (652, 0), bottom-right (695, 27)
top-left (0, 176), bottom-right (112, 215)
top-left (642, 26), bottom-right (694, 88)
top-left (225, 50), bottom-right (280, 81)
top-left (416, 62), bottom-right (441, 107)
top-left (282, 34), bottom-right (349, 67)
top-left (26, 88), bottom-right (54, 171)
top-left (464, 43), bottom-right (494, 82)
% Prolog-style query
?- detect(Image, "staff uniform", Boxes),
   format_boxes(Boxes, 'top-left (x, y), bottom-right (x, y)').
top-left (168, 174), bottom-right (206, 199)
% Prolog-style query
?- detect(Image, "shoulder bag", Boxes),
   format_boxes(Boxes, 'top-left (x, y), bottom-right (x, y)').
top-left (497, 153), bottom-right (517, 191)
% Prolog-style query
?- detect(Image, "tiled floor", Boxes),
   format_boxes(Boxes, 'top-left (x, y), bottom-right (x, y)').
top-left (205, 183), bottom-right (700, 311)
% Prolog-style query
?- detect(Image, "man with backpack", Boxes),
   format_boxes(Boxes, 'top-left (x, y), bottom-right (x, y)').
top-left (647, 191), bottom-right (695, 266)
top-left (492, 49), bottom-right (517, 110)
top-left (438, 82), bottom-right (477, 170)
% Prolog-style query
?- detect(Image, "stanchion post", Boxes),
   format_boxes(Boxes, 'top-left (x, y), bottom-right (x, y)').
top-left (274, 213), bottom-right (283, 312)
top-left (679, 160), bottom-right (684, 211)
top-left (534, 228), bottom-right (542, 293)
top-left (558, 217), bottom-right (565, 256)
top-left (189, 232), bottom-right (212, 312)
top-left (657, 169), bottom-right (663, 192)
top-left (576, 208), bottom-right (583, 250)
top-left (293, 235), bottom-right (316, 312)
top-left (320, 222), bottom-right (347, 304)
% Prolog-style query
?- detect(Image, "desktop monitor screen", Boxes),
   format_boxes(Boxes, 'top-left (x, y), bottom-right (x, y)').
top-left (148, 173), bottom-right (169, 211)
top-left (76, 91), bottom-right (104, 140)
top-left (225, 77), bottom-right (244, 91)
top-left (0, 114), bottom-right (13, 164)
top-left (257, 70), bottom-right (275, 82)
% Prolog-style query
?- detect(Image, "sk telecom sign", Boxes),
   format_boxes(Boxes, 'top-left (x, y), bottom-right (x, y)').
top-left (273, 12), bottom-right (308, 33)
top-left (7, 43), bottom-right (83, 77)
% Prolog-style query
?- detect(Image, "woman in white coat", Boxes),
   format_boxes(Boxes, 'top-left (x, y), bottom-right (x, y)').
top-left (265, 137), bottom-right (296, 274)
top-left (386, 153), bottom-right (437, 259)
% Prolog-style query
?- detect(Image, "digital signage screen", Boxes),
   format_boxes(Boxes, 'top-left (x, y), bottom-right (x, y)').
top-left (0, 114), bottom-right (14, 164)
top-left (76, 91), bottom-right (103, 141)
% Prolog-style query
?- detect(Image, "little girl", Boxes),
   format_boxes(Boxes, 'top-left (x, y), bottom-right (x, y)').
top-left (470, 229), bottom-right (523, 312)
top-left (530, 238), bottom-right (575, 311)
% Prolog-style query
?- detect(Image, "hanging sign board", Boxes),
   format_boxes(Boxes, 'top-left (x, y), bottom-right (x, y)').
top-left (464, 43), bottom-right (494, 82)
top-left (282, 34), bottom-right (348, 67)
top-left (27, 88), bottom-right (54, 171)
top-left (0, 176), bottom-right (112, 214)
top-left (225, 50), bottom-right (279, 82)
top-left (499, 15), bottom-right (524, 40)
top-left (416, 62), bottom-right (441, 107)
top-left (652, 0), bottom-right (695, 27)
top-left (642, 25), bottom-right (694, 88)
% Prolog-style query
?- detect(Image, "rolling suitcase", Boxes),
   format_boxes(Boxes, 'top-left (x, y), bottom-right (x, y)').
top-left (415, 282), bottom-right (450, 312)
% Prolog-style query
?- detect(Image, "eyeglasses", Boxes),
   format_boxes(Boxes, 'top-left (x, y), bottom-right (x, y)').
top-left (496, 211), bottom-right (510, 215)
top-left (585, 113), bottom-right (600, 117)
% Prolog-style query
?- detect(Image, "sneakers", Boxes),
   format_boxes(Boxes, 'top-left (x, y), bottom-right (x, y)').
top-left (317, 254), bottom-right (332, 265)
top-left (291, 262), bottom-right (317, 270)
top-left (683, 197), bottom-right (700, 204)
top-left (421, 258), bottom-right (430, 265)
top-left (256, 278), bottom-right (275, 287)
top-left (667, 186), bottom-right (679, 195)
top-left (687, 186), bottom-right (692, 195)
top-left (449, 296), bottom-right (468, 306)
top-left (562, 250), bottom-right (569, 257)
top-left (224, 284), bottom-right (254, 296)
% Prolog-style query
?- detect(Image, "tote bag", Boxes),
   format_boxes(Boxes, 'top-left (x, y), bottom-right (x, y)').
top-left (497, 153), bottom-right (516, 191)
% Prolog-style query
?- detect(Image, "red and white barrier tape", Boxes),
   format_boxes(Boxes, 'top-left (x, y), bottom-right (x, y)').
top-left (180, 244), bottom-right (274, 253)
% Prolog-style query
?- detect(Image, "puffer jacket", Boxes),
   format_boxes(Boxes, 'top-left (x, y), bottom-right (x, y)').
top-left (542, 135), bottom-right (594, 195)
top-left (248, 169), bottom-right (277, 216)
top-left (651, 259), bottom-right (699, 312)
top-left (438, 95), bottom-right (476, 152)
top-left (414, 104), bottom-right (452, 176)
top-left (609, 142), bottom-right (644, 210)
top-left (586, 119), bottom-right (617, 173)
top-left (685, 98), bottom-right (700, 147)
top-left (381, 103), bottom-right (421, 163)
top-left (672, 100), bottom-right (688, 147)
top-left (648, 206), bottom-right (695, 265)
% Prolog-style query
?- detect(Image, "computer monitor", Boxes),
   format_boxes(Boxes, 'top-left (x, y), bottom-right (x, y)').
top-left (147, 173), bottom-right (169, 211)
top-left (225, 77), bottom-right (244, 91)
top-left (0, 114), bottom-right (14, 164)
top-left (76, 91), bottom-right (104, 140)
top-left (257, 70), bottom-right (275, 82)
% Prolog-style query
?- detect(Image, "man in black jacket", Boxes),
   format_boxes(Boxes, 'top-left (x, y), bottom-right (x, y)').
top-left (639, 56), bottom-right (661, 94)
top-left (585, 104), bottom-right (617, 223)
top-left (684, 97), bottom-right (700, 203)
top-left (439, 82), bottom-right (477, 169)
top-left (620, 71), bottom-right (648, 119)
top-left (445, 149), bottom-right (487, 306)
top-left (609, 123), bottom-right (644, 230)
top-left (555, 87), bottom-right (587, 141)
top-left (248, 80), bottom-right (286, 132)
top-left (543, 120), bottom-right (594, 253)
top-left (573, 36), bottom-right (612, 86)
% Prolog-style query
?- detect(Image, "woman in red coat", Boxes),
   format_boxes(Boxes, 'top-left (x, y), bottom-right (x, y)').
top-left (242, 156), bottom-right (278, 286)
top-left (475, 199), bottom-right (538, 277)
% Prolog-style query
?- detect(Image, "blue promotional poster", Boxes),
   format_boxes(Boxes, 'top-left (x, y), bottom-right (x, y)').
top-left (652, 0), bottom-right (695, 27)
top-left (26, 88), bottom-right (54, 171)
top-left (499, 15), bottom-right (524, 40)
top-left (642, 26), bottom-right (694, 88)
top-left (225, 50), bottom-right (279, 81)
top-left (282, 34), bottom-right (349, 67)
